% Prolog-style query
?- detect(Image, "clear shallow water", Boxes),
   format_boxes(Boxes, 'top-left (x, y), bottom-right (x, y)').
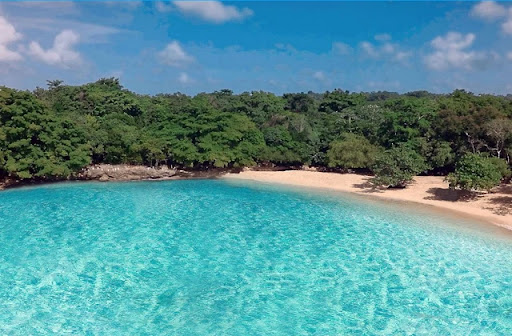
top-left (1, 180), bottom-right (512, 335)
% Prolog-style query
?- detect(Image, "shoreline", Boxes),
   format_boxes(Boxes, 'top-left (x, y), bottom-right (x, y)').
top-left (0, 164), bottom-right (238, 191)
top-left (222, 170), bottom-right (512, 231)
top-left (2, 167), bottom-right (510, 231)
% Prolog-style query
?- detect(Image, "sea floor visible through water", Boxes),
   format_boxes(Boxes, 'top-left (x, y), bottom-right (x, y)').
top-left (0, 179), bottom-right (511, 335)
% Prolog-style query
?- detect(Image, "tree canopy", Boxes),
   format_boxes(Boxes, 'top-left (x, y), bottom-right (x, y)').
top-left (447, 154), bottom-right (510, 191)
top-left (1, 79), bottom-right (511, 184)
top-left (370, 145), bottom-right (427, 188)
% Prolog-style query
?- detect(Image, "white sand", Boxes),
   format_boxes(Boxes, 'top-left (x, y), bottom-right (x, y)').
top-left (223, 170), bottom-right (512, 230)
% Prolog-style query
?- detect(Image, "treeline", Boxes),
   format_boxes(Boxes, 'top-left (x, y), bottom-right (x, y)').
top-left (0, 78), bottom-right (511, 189)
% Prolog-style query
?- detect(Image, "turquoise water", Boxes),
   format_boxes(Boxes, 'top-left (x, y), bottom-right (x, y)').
top-left (1, 180), bottom-right (512, 335)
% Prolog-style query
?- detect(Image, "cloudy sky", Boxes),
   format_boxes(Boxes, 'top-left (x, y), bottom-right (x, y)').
top-left (1, 1), bottom-right (512, 95)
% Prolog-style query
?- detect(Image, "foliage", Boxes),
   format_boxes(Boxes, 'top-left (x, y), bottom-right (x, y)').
top-left (1, 79), bottom-right (512, 184)
top-left (447, 153), bottom-right (509, 191)
top-left (0, 87), bottom-right (90, 179)
top-left (489, 156), bottom-right (512, 181)
top-left (371, 146), bottom-right (427, 188)
top-left (326, 133), bottom-right (379, 169)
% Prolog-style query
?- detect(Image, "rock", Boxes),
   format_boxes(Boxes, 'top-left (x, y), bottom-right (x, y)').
top-left (81, 164), bottom-right (177, 182)
top-left (302, 165), bottom-right (317, 171)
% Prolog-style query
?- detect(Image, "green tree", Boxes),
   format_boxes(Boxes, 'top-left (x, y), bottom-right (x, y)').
top-left (407, 138), bottom-right (454, 171)
top-left (326, 133), bottom-right (379, 170)
top-left (1, 77), bottom-right (512, 185)
top-left (447, 153), bottom-right (509, 191)
top-left (371, 145), bottom-right (427, 188)
top-left (484, 118), bottom-right (512, 159)
top-left (0, 87), bottom-right (90, 179)
top-left (151, 97), bottom-right (265, 168)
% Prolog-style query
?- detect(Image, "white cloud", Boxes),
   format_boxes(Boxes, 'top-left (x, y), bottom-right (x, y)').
top-left (28, 30), bottom-right (82, 67)
top-left (14, 17), bottom-right (123, 44)
top-left (173, 1), bottom-right (253, 23)
top-left (0, 16), bottom-right (23, 62)
top-left (178, 72), bottom-right (193, 84)
top-left (425, 32), bottom-right (497, 70)
top-left (471, 1), bottom-right (507, 21)
top-left (374, 33), bottom-right (391, 42)
top-left (156, 2), bottom-right (173, 13)
top-left (502, 10), bottom-right (512, 34)
top-left (360, 41), bottom-right (395, 57)
top-left (9, 1), bottom-right (75, 9)
top-left (4, 1), bottom-right (78, 15)
top-left (103, 1), bottom-right (142, 9)
top-left (275, 43), bottom-right (297, 53)
top-left (332, 42), bottom-right (352, 55)
top-left (381, 43), bottom-right (395, 54)
top-left (471, 2), bottom-right (512, 35)
top-left (158, 41), bottom-right (194, 67)
top-left (360, 41), bottom-right (379, 57)
top-left (507, 51), bottom-right (512, 60)
top-left (313, 71), bottom-right (325, 81)
top-left (394, 51), bottom-right (412, 62)
top-left (359, 39), bottom-right (410, 62)
top-left (431, 32), bottom-right (475, 50)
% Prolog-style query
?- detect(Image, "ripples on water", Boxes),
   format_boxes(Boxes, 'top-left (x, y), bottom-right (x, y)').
top-left (0, 179), bottom-right (511, 335)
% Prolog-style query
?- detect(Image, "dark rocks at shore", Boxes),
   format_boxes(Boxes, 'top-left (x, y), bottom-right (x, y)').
top-left (79, 164), bottom-right (178, 182)
top-left (0, 164), bottom-right (312, 190)
top-left (0, 165), bottom-right (245, 190)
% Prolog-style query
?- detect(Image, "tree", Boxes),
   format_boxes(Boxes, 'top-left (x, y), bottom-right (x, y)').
top-left (380, 97), bottom-right (437, 147)
top-left (46, 79), bottom-right (64, 90)
top-left (151, 97), bottom-right (266, 168)
top-left (371, 145), bottom-right (427, 188)
top-left (407, 138), bottom-right (454, 171)
top-left (484, 118), bottom-right (512, 159)
top-left (326, 133), bottom-right (379, 170)
top-left (0, 87), bottom-right (90, 179)
top-left (1, 77), bottom-right (512, 185)
top-left (435, 90), bottom-right (508, 156)
top-left (319, 90), bottom-right (366, 114)
top-left (447, 153), bottom-right (509, 191)
top-left (283, 93), bottom-right (316, 114)
top-left (489, 156), bottom-right (512, 181)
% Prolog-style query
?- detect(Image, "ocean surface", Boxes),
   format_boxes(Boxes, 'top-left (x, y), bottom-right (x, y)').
top-left (0, 179), bottom-right (512, 335)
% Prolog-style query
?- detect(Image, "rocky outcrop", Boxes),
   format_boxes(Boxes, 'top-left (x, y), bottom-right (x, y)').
top-left (0, 165), bottom-right (241, 190)
top-left (79, 164), bottom-right (177, 182)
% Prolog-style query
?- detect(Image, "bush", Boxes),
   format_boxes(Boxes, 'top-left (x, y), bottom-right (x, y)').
top-left (489, 156), bottom-right (512, 181)
top-left (447, 154), bottom-right (510, 191)
top-left (371, 145), bottom-right (427, 188)
top-left (326, 133), bottom-right (379, 170)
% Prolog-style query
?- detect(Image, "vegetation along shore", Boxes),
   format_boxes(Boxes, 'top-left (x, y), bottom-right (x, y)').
top-left (0, 78), bottom-right (511, 226)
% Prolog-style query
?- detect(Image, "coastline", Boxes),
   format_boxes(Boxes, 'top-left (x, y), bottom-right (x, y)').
top-left (2, 167), bottom-right (510, 231)
top-left (0, 165), bottom-right (237, 191)
top-left (222, 170), bottom-right (512, 231)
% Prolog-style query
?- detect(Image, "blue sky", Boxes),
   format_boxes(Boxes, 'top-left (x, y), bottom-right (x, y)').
top-left (1, 1), bottom-right (512, 95)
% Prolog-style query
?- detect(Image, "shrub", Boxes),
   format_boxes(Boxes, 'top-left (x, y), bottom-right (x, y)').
top-left (371, 145), bottom-right (427, 188)
top-left (447, 153), bottom-right (509, 191)
top-left (326, 133), bottom-right (379, 170)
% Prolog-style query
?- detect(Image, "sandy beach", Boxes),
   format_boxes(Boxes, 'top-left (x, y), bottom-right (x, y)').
top-left (223, 170), bottom-right (512, 230)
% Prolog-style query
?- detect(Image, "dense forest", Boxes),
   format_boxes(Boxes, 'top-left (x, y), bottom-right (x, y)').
top-left (1, 78), bottom-right (511, 189)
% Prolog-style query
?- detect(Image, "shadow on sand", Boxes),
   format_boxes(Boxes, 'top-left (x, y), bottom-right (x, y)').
top-left (352, 177), bottom-right (412, 194)
top-left (351, 175), bottom-right (392, 194)
top-left (484, 196), bottom-right (512, 216)
top-left (493, 184), bottom-right (512, 195)
top-left (424, 184), bottom-right (512, 217)
top-left (424, 188), bottom-right (482, 202)
top-left (352, 180), bottom-right (384, 193)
